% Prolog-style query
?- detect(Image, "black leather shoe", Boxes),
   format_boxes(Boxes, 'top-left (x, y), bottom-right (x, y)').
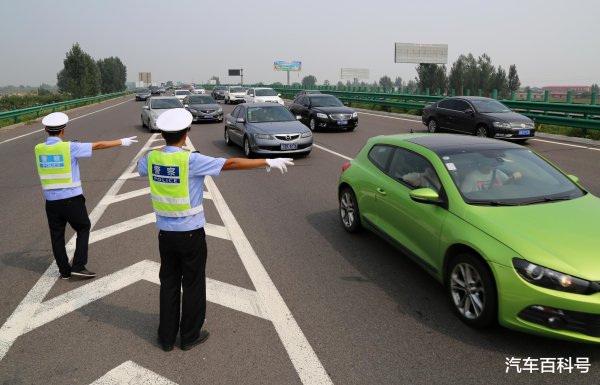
top-left (181, 330), bottom-right (210, 351)
top-left (158, 337), bottom-right (174, 352)
top-left (71, 268), bottom-right (96, 278)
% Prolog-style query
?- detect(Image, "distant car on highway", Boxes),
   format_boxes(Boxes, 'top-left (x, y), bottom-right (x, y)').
top-left (294, 89), bottom-right (321, 98)
top-left (191, 86), bottom-right (205, 95)
top-left (183, 95), bottom-right (223, 123)
top-left (141, 96), bottom-right (184, 132)
top-left (174, 89), bottom-right (191, 103)
top-left (211, 86), bottom-right (227, 101)
top-left (224, 103), bottom-right (312, 158)
top-left (288, 94), bottom-right (358, 131)
top-left (135, 88), bottom-right (152, 101)
top-left (150, 86), bottom-right (162, 95)
top-left (338, 133), bottom-right (600, 343)
top-left (422, 96), bottom-right (535, 142)
top-left (224, 86), bottom-right (247, 104)
top-left (244, 87), bottom-right (284, 105)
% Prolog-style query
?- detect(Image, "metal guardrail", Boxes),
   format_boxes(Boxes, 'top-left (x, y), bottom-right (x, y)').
top-left (0, 91), bottom-right (132, 128)
top-left (268, 86), bottom-right (600, 132)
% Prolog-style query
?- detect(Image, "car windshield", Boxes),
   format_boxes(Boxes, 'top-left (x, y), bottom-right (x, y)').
top-left (439, 147), bottom-right (585, 205)
top-left (188, 96), bottom-right (214, 104)
top-left (151, 99), bottom-right (182, 109)
top-left (137, 89), bottom-right (150, 93)
top-left (175, 90), bottom-right (191, 96)
top-left (247, 106), bottom-right (295, 123)
top-left (471, 99), bottom-right (511, 113)
top-left (230, 87), bottom-right (244, 93)
top-left (310, 95), bottom-right (343, 107)
top-left (256, 89), bottom-right (278, 96)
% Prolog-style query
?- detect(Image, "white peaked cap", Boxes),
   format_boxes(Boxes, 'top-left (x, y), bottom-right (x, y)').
top-left (156, 109), bottom-right (193, 132)
top-left (42, 112), bottom-right (69, 128)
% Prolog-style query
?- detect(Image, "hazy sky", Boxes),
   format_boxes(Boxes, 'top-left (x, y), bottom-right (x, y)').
top-left (2, 0), bottom-right (598, 87)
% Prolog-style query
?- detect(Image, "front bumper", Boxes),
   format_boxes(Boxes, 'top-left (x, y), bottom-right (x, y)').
top-left (190, 111), bottom-right (223, 122)
top-left (213, 93), bottom-right (225, 100)
top-left (493, 127), bottom-right (536, 140)
top-left (251, 136), bottom-right (313, 155)
top-left (314, 116), bottom-right (358, 129)
top-left (493, 263), bottom-right (600, 343)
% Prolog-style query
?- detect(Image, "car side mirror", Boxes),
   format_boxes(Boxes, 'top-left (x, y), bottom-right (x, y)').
top-left (343, 102), bottom-right (349, 106)
top-left (278, 93), bottom-right (281, 97)
top-left (236, 117), bottom-right (245, 123)
top-left (296, 115), bottom-right (302, 120)
top-left (567, 174), bottom-right (580, 184)
top-left (184, 104), bottom-right (189, 108)
top-left (409, 188), bottom-right (442, 205)
top-left (143, 106), bottom-right (149, 110)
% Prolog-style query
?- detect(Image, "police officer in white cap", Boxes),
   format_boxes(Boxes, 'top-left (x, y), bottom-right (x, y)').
top-left (35, 112), bottom-right (138, 279)
top-left (137, 108), bottom-right (293, 352)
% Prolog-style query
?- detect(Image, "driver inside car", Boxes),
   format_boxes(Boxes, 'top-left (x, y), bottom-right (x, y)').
top-left (461, 157), bottom-right (522, 193)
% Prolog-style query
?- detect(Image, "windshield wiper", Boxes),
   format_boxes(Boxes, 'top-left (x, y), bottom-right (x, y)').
top-left (520, 196), bottom-right (573, 205)
top-left (468, 200), bottom-right (520, 206)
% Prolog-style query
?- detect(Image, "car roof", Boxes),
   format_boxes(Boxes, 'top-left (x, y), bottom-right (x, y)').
top-left (149, 96), bottom-right (179, 100)
top-left (445, 96), bottom-right (497, 102)
top-left (371, 133), bottom-right (522, 154)
top-left (241, 102), bottom-right (285, 107)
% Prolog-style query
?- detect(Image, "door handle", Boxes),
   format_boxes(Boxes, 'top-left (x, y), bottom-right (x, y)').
top-left (376, 188), bottom-right (387, 196)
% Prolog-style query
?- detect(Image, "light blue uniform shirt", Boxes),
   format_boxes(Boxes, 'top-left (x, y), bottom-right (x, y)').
top-left (138, 146), bottom-right (226, 231)
top-left (40, 137), bottom-right (93, 201)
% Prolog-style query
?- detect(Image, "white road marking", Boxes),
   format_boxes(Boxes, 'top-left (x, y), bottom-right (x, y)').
top-left (0, 98), bottom-right (132, 146)
top-left (90, 361), bottom-right (178, 385)
top-left (358, 111), bottom-right (421, 123)
top-left (313, 144), bottom-right (352, 161)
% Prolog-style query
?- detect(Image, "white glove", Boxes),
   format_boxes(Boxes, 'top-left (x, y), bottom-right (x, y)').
top-left (266, 158), bottom-right (294, 174)
top-left (120, 136), bottom-right (138, 146)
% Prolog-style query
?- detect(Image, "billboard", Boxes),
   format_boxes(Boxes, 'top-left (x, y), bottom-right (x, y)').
top-left (394, 43), bottom-right (448, 64)
top-left (274, 61), bottom-right (302, 71)
top-left (340, 68), bottom-right (369, 79)
top-left (228, 69), bottom-right (241, 76)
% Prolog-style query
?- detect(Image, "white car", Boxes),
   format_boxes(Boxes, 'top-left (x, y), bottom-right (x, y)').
top-left (174, 89), bottom-right (191, 102)
top-left (224, 86), bottom-right (247, 104)
top-left (192, 87), bottom-right (205, 94)
top-left (244, 87), bottom-right (284, 105)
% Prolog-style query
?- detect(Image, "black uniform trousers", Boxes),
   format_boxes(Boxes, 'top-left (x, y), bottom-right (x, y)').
top-left (157, 228), bottom-right (207, 346)
top-left (45, 194), bottom-right (91, 276)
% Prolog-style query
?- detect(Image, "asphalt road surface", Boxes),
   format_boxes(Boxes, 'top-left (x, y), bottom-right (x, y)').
top-left (0, 95), bottom-right (599, 385)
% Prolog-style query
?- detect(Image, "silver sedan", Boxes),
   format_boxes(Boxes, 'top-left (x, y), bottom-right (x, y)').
top-left (224, 103), bottom-right (312, 158)
top-left (141, 96), bottom-right (184, 132)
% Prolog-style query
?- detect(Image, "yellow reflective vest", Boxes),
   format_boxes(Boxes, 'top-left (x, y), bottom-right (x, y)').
top-left (34, 142), bottom-right (81, 190)
top-left (148, 150), bottom-right (203, 218)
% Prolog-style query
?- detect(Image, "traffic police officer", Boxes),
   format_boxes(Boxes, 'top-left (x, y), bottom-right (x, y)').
top-left (137, 109), bottom-right (293, 352)
top-left (35, 112), bottom-right (138, 279)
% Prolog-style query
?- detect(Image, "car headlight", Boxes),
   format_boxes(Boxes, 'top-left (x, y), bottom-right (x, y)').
top-left (217, 108), bottom-right (223, 112)
top-left (301, 131), bottom-right (312, 138)
top-left (254, 134), bottom-right (273, 139)
top-left (316, 113), bottom-right (328, 119)
top-left (493, 121), bottom-right (511, 129)
top-left (189, 108), bottom-right (198, 113)
top-left (352, 112), bottom-right (358, 118)
top-left (512, 258), bottom-right (592, 294)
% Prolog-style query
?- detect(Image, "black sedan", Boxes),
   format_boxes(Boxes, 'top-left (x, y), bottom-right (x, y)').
top-left (135, 88), bottom-right (152, 101)
top-left (421, 96), bottom-right (535, 142)
top-left (288, 94), bottom-right (358, 131)
top-left (211, 86), bottom-right (226, 101)
top-left (224, 103), bottom-right (312, 158)
top-left (183, 95), bottom-right (223, 123)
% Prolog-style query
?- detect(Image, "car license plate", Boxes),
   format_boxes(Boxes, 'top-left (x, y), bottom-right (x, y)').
top-left (281, 143), bottom-right (298, 150)
top-left (518, 129), bottom-right (530, 135)
top-left (205, 115), bottom-right (213, 119)
top-left (337, 120), bottom-right (348, 125)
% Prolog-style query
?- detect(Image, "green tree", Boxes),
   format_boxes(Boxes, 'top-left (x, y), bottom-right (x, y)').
top-left (491, 65), bottom-right (508, 98)
top-left (448, 55), bottom-right (467, 95)
top-left (301, 75), bottom-right (317, 88)
top-left (379, 75), bottom-right (393, 89)
top-left (57, 43), bottom-right (101, 97)
top-left (591, 84), bottom-right (599, 94)
top-left (97, 56), bottom-right (127, 93)
top-left (477, 54), bottom-right (495, 95)
top-left (416, 64), bottom-right (447, 94)
top-left (508, 64), bottom-right (521, 93)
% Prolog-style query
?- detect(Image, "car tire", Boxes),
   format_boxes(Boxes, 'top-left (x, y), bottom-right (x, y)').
top-left (475, 125), bottom-right (490, 137)
top-left (224, 128), bottom-right (232, 146)
top-left (141, 116), bottom-right (146, 128)
top-left (225, 98), bottom-right (229, 105)
top-left (309, 118), bottom-right (317, 132)
top-left (428, 118), bottom-right (438, 133)
top-left (445, 253), bottom-right (497, 328)
top-left (243, 136), bottom-right (254, 158)
top-left (339, 186), bottom-right (362, 233)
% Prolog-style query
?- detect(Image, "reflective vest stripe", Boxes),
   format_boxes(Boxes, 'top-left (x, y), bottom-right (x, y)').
top-left (154, 204), bottom-right (204, 218)
top-left (150, 194), bottom-right (191, 205)
top-left (39, 173), bottom-right (73, 180)
top-left (41, 182), bottom-right (82, 190)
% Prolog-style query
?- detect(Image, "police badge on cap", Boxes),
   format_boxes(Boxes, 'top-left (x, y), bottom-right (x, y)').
top-left (42, 112), bottom-right (69, 131)
top-left (156, 109), bottom-right (193, 132)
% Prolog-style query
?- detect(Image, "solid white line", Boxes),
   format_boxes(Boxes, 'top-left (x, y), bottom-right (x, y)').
top-left (0, 98), bottom-right (132, 146)
top-left (109, 187), bottom-right (151, 203)
top-left (358, 111), bottom-right (421, 123)
top-left (90, 361), bottom-right (178, 385)
top-left (530, 138), bottom-right (588, 149)
top-left (89, 214), bottom-right (156, 244)
top-left (313, 144), bottom-right (352, 161)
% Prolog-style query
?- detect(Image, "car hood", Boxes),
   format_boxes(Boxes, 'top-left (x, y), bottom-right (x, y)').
top-left (460, 194), bottom-right (600, 280)
top-left (189, 103), bottom-right (220, 110)
top-left (247, 120), bottom-right (309, 134)
top-left (481, 111), bottom-right (532, 123)
top-left (313, 106), bottom-right (354, 114)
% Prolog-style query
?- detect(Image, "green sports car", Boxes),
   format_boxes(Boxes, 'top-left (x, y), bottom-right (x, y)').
top-left (338, 133), bottom-right (600, 343)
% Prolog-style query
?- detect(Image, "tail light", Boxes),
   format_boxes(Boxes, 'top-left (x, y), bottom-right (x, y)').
top-left (341, 162), bottom-right (351, 173)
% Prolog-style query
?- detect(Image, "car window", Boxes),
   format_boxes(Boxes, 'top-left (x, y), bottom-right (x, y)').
top-left (248, 89), bottom-right (254, 96)
top-left (188, 95), bottom-right (214, 104)
top-left (230, 87), bottom-right (244, 93)
top-left (256, 89), bottom-right (278, 96)
top-left (389, 148), bottom-right (441, 191)
top-left (151, 98), bottom-right (183, 109)
top-left (454, 100), bottom-right (471, 112)
top-left (438, 99), bottom-right (454, 110)
top-left (247, 106), bottom-right (295, 123)
top-left (470, 99), bottom-right (512, 113)
top-left (231, 106), bottom-right (242, 119)
top-left (368, 145), bottom-right (394, 172)
top-left (292, 96), bottom-right (302, 104)
top-left (310, 96), bottom-right (343, 107)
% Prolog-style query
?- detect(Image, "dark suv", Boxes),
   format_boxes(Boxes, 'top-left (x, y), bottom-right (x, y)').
top-left (422, 96), bottom-right (535, 142)
top-left (288, 94), bottom-right (358, 131)
top-left (211, 86), bottom-right (226, 101)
